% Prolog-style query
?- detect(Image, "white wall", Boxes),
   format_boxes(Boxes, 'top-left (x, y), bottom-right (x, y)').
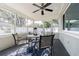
top-left (58, 16), bottom-right (79, 56)
top-left (0, 34), bottom-right (15, 51)
top-left (53, 32), bottom-right (59, 39)
top-left (59, 31), bottom-right (79, 56)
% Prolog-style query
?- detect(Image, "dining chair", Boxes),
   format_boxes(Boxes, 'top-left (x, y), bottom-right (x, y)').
top-left (39, 35), bottom-right (55, 56)
top-left (32, 34), bottom-right (55, 56)
top-left (12, 33), bottom-right (27, 45)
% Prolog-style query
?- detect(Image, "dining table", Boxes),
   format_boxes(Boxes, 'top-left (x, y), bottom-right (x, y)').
top-left (26, 34), bottom-right (40, 43)
top-left (27, 35), bottom-right (40, 38)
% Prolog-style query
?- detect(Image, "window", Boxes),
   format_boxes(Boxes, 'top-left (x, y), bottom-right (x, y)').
top-left (64, 3), bottom-right (79, 31)
top-left (0, 8), bottom-right (26, 34)
top-left (34, 21), bottom-right (43, 28)
top-left (26, 19), bottom-right (33, 33)
top-left (0, 9), bottom-right (15, 34)
top-left (16, 15), bottom-right (26, 33)
top-left (34, 20), bottom-right (43, 35)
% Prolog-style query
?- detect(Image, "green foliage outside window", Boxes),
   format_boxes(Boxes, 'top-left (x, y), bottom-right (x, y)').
top-left (43, 21), bottom-right (51, 28)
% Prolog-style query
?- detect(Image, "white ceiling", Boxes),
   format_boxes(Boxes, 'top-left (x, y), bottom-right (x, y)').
top-left (3, 3), bottom-right (69, 21)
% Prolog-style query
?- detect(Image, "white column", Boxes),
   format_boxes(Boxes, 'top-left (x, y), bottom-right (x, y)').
top-left (33, 19), bottom-right (34, 34)
top-left (51, 22), bottom-right (54, 34)
top-left (43, 23), bottom-right (45, 35)
top-left (27, 17), bottom-right (28, 33)
top-left (13, 14), bottom-right (17, 34)
top-left (33, 19), bottom-right (34, 28)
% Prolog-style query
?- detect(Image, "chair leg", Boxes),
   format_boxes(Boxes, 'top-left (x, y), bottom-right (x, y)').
top-left (53, 46), bottom-right (55, 56)
top-left (51, 46), bottom-right (52, 56)
top-left (50, 46), bottom-right (55, 56)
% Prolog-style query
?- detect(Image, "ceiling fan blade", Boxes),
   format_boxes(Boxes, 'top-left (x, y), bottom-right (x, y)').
top-left (43, 3), bottom-right (52, 8)
top-left (41, 10), bottom-right (44, 15)
top-left (33, 9), bottom-right (40, 13)
top-left (32, 3), bottom-right (41, 8)
top-left (45, 8), bottom-right (53, 12)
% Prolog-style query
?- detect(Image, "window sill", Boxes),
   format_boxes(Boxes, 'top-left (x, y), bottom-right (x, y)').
top-left (62, 30), bottom-right (79, 39)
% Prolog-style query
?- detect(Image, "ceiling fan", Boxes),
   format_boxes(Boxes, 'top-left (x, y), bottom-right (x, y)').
top-left (32, 3), bottom-right (53, 15)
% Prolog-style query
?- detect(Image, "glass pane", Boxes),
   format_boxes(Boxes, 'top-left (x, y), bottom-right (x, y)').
top-left (64, 3), bottom-right (79, 31)
top-left (0, 9), bottom-right (15, 34)
top-left (16, 15), bottom-right (26, 33)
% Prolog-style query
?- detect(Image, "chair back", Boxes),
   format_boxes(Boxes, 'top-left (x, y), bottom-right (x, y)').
top-left (39, 35), bottom-right (54, 49)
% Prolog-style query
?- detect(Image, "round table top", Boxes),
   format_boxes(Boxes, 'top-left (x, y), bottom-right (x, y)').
top-left (27, 35), bottom-right (40, 38)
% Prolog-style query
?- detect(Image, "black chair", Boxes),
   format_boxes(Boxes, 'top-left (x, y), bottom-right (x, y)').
top-left (12, 33), bottom-right (27, 45)
top-left (39, 35), bottom-right (55, 56)
top-left (32, 35), bottom-right (55, 56)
